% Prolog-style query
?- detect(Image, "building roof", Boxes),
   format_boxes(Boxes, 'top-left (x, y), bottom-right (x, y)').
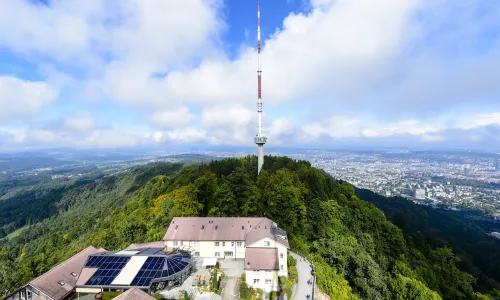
top-left (112, 288), bottom-right (155, 300)
top-left (244, 248), bottom-right (279, 270)
top-left (163, 217), bottom-right (271, 241)
top-left (29, 246), bottom-right (105, 300)
top-left (163, 217), bottom-right (289, 248)
top-left (125, 241), bottom-right (165, 250)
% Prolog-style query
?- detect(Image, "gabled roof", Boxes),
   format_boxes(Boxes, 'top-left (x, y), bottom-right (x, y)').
top-left (29, 246), bottom-right (105, 300)
top-left (112, 288), bottom-right (155, 300)
top-left (163, 217), bottom-right (272, 241)
top-left (163, 217), bottom-right (289, 248)
top-left (244, 248), bottom-right (279, 270)
top-left (125, 241), bottom-right (165, 250)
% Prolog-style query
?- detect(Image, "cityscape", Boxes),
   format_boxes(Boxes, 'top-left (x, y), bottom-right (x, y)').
top-left (282, 150), bottom-right (500, 216)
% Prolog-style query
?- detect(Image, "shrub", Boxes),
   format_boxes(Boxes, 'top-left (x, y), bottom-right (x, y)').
top-left (288, 266), bottom-right (298, 282)
top-left (269, 290), bottom-right (280, 300)
top-left (287, 254), bottom-right (297, 267)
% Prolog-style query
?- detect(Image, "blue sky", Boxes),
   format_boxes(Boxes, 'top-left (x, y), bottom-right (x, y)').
top-left (0, 0), bottom-right (500, 151)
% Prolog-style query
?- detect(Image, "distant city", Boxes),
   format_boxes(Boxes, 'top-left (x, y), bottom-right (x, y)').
top-left (1, 148), bottom-right (500, 216)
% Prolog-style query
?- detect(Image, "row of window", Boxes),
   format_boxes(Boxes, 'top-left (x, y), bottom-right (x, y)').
top-left (173, 241), bottom-right (200, 246)
top-left (253, 279), bottom-right (273, 284)
top-left (214, 252), bottom-right (234, 257)
top-left (214, 241), bottom-right (242, 247)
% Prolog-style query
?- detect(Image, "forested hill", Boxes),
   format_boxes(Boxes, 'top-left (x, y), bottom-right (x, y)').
top-left (1, 156), bottom-right (499, 299)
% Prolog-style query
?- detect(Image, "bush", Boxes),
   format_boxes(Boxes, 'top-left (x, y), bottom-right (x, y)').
top-left (240, 281), bottom-right (254, 299)
top-left (279, 276), bottom-right (288, 287)
top-left (287, 254), bottom-right (297, 267)
top-left (269, 291), bottom-right (280, 300)
top-left (152, 293), bottom-right (166, 300)
top-left (282, 288), bottom-right (292, 299)
top-left (288, 266), bottom-right (298, 282)
top-left (216, 261), bottom-right (220, 269)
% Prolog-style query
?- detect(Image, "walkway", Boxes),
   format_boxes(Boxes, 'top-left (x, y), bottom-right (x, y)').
top-left (290, 252), bottom-right (314, 300)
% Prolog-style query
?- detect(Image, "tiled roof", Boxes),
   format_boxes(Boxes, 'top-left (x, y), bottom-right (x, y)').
top-left (29, 246), bottom-right (105, 300)
top-left (112, 288), bottom-right (155, 300)
top-left (163, 217), bottom-right (272, 241)
top-left (244, 248), bottom-right (279, 270)
top-left (163, 217), bottom-right (289, 248)
top-left (125, 241), bottom-right (165, 250)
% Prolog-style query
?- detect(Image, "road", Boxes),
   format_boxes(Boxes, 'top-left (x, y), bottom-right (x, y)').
top-left (290, 252), bottom-right (314, 300)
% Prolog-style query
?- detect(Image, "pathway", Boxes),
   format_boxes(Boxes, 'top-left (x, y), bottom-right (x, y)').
top-left (290, 252), bottom-right (314, 300)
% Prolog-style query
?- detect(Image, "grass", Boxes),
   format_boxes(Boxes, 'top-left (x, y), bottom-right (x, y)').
top-left (5, 225), bottom-right (29, 240)
top-left (102, 291), bottom-right (123, 300)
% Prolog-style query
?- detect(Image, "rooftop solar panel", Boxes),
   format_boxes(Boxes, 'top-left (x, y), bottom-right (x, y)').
top-left (84, 256), bottom-right (129, 285)
top-left (130, 256), bottom-right (165, 287)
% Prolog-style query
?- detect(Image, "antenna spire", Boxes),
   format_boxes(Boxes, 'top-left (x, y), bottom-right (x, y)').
top-left (254, 1), bottom-right (267, 175)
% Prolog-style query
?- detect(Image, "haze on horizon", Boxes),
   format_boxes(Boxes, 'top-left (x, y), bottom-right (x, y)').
top-left (0, 0), bottom-right (499, 151)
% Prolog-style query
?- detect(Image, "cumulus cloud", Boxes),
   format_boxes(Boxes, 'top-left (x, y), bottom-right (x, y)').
top-left (0, 76), bottom-right (58, 122)
top-left (0, 0), bottom-right (500, 149)
top-left (149, 107), bottom-right (196, 128)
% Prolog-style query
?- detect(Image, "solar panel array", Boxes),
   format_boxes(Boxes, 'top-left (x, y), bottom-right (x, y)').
top-left (160, 255), bottom-right (191, 278)
top-left (130, 257), bottom-right (166, 287)
top-left (84, 256), bottom-right (129, 286)
top-left (82, 253), bottom-right (191, 287)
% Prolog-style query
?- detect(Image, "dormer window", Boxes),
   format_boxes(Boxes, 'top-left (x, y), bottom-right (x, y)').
top-left (215, 225), bottom-right (218, 230)
top-left (202, 225), bottom-right (205, 230)
top-left (242, 226), bottom-right (244, 230)
top-left (58, 281), bottom-right (65, 286)
top-left (70, 272), bottom-right (77, 277)
top-left (175, 225), bottom-right (178, 229)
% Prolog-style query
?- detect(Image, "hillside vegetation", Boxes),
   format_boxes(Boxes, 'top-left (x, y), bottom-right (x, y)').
top-left (0, 156), bottom-right (499, 299)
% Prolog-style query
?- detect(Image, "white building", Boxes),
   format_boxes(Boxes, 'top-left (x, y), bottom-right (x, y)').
top-left (163, 217), bottom-right (289, 292)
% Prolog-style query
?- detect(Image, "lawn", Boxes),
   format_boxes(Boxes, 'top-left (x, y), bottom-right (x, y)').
top-left (102, 291), bottom-right (123, 300)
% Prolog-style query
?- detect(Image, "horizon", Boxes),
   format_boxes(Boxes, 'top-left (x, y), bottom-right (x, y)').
top-left (1, 0), bottom-right (500, 150)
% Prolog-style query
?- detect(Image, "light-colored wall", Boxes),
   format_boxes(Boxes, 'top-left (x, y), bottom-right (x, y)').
top-left (246, 270), bottom-right (279, 292)
top-left (246, 237), bottom-right (288, 277)
top-left (165, 240), bottom-right (246, 259)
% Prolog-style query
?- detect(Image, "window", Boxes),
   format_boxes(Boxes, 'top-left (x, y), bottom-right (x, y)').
top-left (215, 225), bottom-right (218, 230)
top-left (222, 242), bottom-right (225, 246)
top-left (175, 225), bottom-right (178, 229)
top-left (174, 241), bottom-right (178, 246)
top-left (242, 225), bottom-right (244, 230)
top-left (266, 270), bottom-right (271, 272)
top-left (215, 242), bottom-right (220, 247)
top-left (215, 252), bottom-right (220, 257)
top-left (265, 279), bottom-right (272, 284)
top-left (280, 265), bottom-right (283, 271)
top-left (27, 290), bottom-right (32, 300)
top-left (180, 241), bottom-right (184, 246)
top-left (195, 252), bottom-right (200, 257)
top-left (224, 251), bottom-right (233, 257)
top-left (254, 279), bottom-right (260, 284)
top-left (254, 270), bottom-right (260, 272)
top-left (264, 241), bottom-right (270, 246)
top-left (58, 281), bottom-right (65, 286)
top-left (237, 242), bottom-right (242, 247)
top-left (202, 225), bottom-right (205, 230)
top-left (280, 253), bottom-right (284, 259)
top-left (231, 242), bottom-right (234, 246)
top-left (70, 272), bottom-right (77, 277)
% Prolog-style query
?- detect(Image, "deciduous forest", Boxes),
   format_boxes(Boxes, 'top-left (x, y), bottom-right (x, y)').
top-left (1, 156), bottom-right (499, 299)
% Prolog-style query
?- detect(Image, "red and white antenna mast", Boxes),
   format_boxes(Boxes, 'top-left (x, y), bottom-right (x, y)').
top-left (254, 1), bottom-right (267, 175)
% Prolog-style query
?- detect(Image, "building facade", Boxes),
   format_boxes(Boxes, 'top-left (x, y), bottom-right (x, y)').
top-left (163, 217), bottom-right (289, 292)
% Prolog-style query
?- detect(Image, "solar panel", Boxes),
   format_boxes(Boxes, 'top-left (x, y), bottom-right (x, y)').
top-left (130, 257), bottom-right (166, 287)
top-left (84, 256), bottom-right (129, 286)
top-left (160, 255), bottom-right (190, 278)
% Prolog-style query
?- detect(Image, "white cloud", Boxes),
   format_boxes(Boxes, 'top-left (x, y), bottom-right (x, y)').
top-left (0, 76), bottom-right (58, 122)
top-left (201, 105), bottom-right (253, 127)
top-left (150, 107), bottom-right (196, 128)
top-left (64, 114), bottom-right (95, 132)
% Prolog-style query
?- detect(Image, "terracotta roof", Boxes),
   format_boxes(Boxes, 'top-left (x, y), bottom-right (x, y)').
top-left (244, 248), bottom-right (279, 270)
top-left (163, 217), bottom-right (272, 241)
top-left (125, 241), bottom-right (165, 250)
top-left (112, 288), bottom-right (155, 300)
top-left (29, 246), bottom-right (105, 300)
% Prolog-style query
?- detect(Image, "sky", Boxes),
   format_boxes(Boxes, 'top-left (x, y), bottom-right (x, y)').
top-left (0, 0), bottom-right (500, 151)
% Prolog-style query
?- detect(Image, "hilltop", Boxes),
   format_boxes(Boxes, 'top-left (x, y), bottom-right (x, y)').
top-left (0, 156), bottom-right (499, 299)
